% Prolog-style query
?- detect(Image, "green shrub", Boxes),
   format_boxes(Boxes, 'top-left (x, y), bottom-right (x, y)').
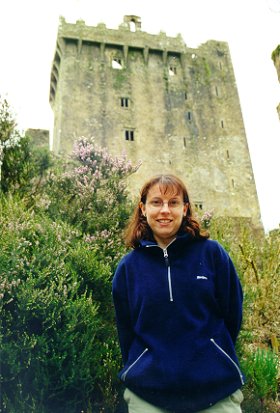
top-left (242, 348), bottom-right (279, 401)
top-left (0, 197), bottom-right (123, 413)
top-left (40, 137), bottom-right (139, 236)
top-left (0, 136), bottom-right (140, 412)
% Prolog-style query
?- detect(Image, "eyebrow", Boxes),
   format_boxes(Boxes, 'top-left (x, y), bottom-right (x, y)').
top-left (150, 195), bottom-right (181, 200)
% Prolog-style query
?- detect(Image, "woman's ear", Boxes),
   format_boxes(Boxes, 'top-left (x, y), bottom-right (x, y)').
top-left (139, 201), bottom-right (146, 217)
top-left (183, 202), bottom-right (188, 216)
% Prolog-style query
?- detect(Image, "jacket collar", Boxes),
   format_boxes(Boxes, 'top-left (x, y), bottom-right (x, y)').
top-left (139, 232), bottom-right (193, 248)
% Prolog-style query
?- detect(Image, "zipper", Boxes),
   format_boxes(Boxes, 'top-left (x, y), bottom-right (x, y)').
top-left (210, 338), bottom-right (244, 385)
top-left (121, 348), bottom-right (148, 381)
top-left (163, 248), bottom-right (173, 302)
top-left (145, 239), bottom-right (176, 302)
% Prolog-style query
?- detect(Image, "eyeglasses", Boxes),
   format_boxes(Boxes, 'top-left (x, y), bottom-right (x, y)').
top-left (147, 199), bottom-right (185, 209)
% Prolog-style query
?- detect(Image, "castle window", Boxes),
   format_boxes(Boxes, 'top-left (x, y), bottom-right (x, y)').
top-left (232, 179), bottom-right (235, 188)
top-left (226, 149), bottom-right (230, 159)
top-left (219, 62), bottom-right (223, 70)
top-left (125, 130), bottom-right (134, 141)
top-left (185, 92), bottom-right (188, 100)
top-left (221, 120), bottom-right (224, 128)
top-left (183, 137), bottom-right (187, 148)
top-left (112, 58), bottom-right (123, 69)
top-left (215, 86), bottom-right (219, 96)
top-left (194, 202), bottom-right (203, 210)
top-left (169, 66), bottom-right (177, 76)
top-left (120, 97), bottom-right (129, 107)
top-left (185, 112), bottom-right (192, 124)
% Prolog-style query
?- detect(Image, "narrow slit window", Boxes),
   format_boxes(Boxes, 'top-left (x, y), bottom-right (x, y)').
top-left (215, 86), bottom-right (219, 96)
top-left (125, 130), bottom-right (134, 141)
top-left (183, 137), bottom-right (186, 148)
top-left (195, 202), bottom-right (203, 210)
top-left (221, 120), bottom-right (224, 128)
top-left (232, 179), bottom-right (235, 188)
top-left (226, 149), bottom-right (230, 159)
top-left (188, 111), bottom-right (192, 121)
top-left (121, 97), bottom-right (129, 108)
top-left (185, 92), bottom-right (188, 100)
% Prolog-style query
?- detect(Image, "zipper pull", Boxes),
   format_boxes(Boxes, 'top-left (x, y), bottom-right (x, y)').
top-left (163, 248), bottom-right (169, 266)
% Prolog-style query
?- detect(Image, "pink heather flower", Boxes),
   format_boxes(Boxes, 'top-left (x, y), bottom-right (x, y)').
top-left (72, 137), bottom-right (141, 178)
top-left (201, 210), bottom-right (213, 228)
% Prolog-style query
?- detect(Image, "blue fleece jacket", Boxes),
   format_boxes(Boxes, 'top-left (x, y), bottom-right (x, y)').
top-left (112, 234), bottom-right (244, 412)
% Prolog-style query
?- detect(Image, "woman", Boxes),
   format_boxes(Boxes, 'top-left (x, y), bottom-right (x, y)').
top-left (112, 174), bottom-right (244, 413)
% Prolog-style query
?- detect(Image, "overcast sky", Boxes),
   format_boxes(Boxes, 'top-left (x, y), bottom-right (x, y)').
top-left (0, 0), bottom-right (280, 231)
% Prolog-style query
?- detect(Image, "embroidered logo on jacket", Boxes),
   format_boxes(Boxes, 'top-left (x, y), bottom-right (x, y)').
top-left (196, 275), bottom-right (208, 280)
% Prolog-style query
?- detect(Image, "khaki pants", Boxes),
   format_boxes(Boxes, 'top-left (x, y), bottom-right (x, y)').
top-left (124, 387), bottom-right (243, 413)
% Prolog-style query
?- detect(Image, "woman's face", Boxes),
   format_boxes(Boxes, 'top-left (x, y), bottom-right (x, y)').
top-left (140, 184), bottom-right (188, 248)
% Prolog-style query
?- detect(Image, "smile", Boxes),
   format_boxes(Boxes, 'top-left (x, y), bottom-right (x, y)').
top-left (157, 219), bottom-right (172, 223)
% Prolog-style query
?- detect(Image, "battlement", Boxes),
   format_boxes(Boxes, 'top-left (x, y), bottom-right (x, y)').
top-left (50, 16), bottom-right (188, 105)
top-left (57, 15), bottom-right (186, 50)
top-left (50, 16), bottom-right (229, 105)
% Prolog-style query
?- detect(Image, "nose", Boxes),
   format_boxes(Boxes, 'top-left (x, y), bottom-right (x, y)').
top-left (160, 201), bottom-right (171, 212)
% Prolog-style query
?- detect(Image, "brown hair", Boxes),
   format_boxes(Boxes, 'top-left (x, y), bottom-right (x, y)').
top-left (124, 174), bottom-right (209, 248)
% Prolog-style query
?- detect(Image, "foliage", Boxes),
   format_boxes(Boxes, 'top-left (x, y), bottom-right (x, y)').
top-left (0, 96), bottom-right (21, 146)
top-left (0, 136), bottom-right (140, 412)
top-left (242, 348), bottom-right (278, 401)
top-left (40, 137), bottom-right (140, 236)
top-left (0, 198), bottom-right (122, 413)
top-left (0, 96), bottom-right (52, 195)
top-left (271, 44), bottom-right (280, 63)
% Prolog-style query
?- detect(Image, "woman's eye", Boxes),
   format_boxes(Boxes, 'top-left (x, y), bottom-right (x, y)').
top-left (170, 200), bottom-right (179, 207)
top-left (151, 200), bottom-right (161, 206)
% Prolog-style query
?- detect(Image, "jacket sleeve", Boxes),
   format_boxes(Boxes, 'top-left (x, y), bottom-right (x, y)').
top-left (112, 259), bottom-right (134, 364)
top-left (213, 242), bottom-right (243, 344)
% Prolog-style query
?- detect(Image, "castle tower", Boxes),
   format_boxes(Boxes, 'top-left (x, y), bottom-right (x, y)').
top-left (50, 16), bottom-right (262, 226)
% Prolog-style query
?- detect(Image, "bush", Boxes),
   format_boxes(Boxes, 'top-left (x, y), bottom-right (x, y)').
top-left (0, 197), bottom-right (123, 413)
top-left (0, 136), bottom-right (141, 412)
top-left (40, 137), bottom-right (139, 236)
top-left (242, 348), bottom-right (278, 400)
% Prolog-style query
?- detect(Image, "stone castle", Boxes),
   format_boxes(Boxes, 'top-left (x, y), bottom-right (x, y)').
top-left (49, 15), bottom-right (261, 226)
